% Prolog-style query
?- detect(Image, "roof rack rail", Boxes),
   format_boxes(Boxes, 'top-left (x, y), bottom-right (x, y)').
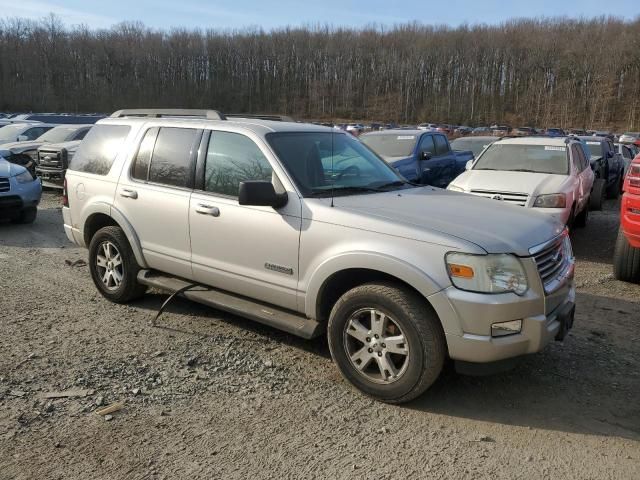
top-left (110, 109), bottom-right (226, 120)
top-left (225, 113), bottom-right (294, 122)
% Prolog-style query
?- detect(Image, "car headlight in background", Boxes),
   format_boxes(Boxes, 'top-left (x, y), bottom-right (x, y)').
top-left (446, 252), bottom-right (528, 295)
top-left (14, 170), bottom-right (35, 183)
top-left (533, 193), bottom-right (566, 208)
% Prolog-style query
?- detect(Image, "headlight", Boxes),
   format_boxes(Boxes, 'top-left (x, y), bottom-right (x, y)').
top-left (14, 170), bottom-right (34, 183)
top-left (445, 252), bottom-right (528, 295)
top-left (447, 185), bottom-right (464, 192)
top-left (533, 193), bottom-right (566, 208)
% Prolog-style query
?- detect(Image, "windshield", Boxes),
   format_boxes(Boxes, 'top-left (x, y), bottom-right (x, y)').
top-left (584, 141), bottom-right (604, 157)
top-left (451, 138), bottom-right (494, 157)
top-left (473, 143), bottom-right (568, 175)
top-left (0, 124), bottom-right (26, 142)
top-left (266, 132), bottom-right (408, 197)
top-left (360, 133), bottom-right (417, 157)
top-left (37, 127), bottom-right (77, 143)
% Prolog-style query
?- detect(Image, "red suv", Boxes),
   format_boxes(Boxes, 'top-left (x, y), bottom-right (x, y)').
top-left (614, 153), bottom-right (640, 282)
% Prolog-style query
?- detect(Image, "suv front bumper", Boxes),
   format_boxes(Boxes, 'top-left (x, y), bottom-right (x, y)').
top-left (428, 258), bottom-right (575, 363)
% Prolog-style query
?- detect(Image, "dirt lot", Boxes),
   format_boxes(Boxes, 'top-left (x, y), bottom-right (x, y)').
top-left (0, 191), bottom-right (639, 480)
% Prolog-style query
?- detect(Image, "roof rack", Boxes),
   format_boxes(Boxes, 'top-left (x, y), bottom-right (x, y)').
top-left (110, 109), bottom-right (226, 120)
top-left (225, 114), bottom-right (294, 122)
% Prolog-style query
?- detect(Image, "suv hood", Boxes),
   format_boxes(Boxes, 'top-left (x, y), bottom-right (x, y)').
top-left (451, 170), bottom-right (570, 198)
top-left (1, 140), bottom-right (46, 153)
top-left (310, 187), bottom-right (564, 256)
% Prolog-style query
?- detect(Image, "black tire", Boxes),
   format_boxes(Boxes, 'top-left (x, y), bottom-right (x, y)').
top-left (88, 226), bottom-right (147, 303)
top-left (11, 207), bottom-right (37, 224)
top-left (589, 179), bottom-right (605, 211)
top-left (327, 282), bottom-right (446, 404)
top-left (613, 229), bottom-right (640, 283)
top-left (574, 204), bottom-right (588, 228)
top-left (606, 175), bottom-right (620, 199)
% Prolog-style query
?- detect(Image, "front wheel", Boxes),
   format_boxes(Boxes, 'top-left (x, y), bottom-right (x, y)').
top-left (574, 204), bottom-right (588, 228)
top-left (327, 282), bottom-right (446, 404)
top-left (613, 229), bottom-right (640, 283)
top-left (88, 226), bottom-right (147, 303)
top-left (589, 179), bottom-right (605, 211)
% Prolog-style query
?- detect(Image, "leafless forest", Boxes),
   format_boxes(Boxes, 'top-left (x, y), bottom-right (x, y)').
top-left (1, 15), bottom-right (639, 129)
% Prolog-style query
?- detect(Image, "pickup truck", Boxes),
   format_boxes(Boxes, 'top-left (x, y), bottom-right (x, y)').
top-left (35, 140), bottom-right (82, 188)
top-left (577, 136), bottom-right (625, 199)
top-left (613, 153), bottom-right (640, 282)
top-left (360, 130), bottom-right (474, 188)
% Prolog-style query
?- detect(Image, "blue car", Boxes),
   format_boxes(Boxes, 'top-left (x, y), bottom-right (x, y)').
top-left (0, 150), bottom-right (42, 224)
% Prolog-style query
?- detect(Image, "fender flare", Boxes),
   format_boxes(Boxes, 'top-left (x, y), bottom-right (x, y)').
top-left (304, 251), bottom-right (445, 320)
top-left (82, 202), bottom-right (148, 268)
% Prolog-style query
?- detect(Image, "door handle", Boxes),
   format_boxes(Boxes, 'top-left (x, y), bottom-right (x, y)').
top-left (195, 204), bottom-right (220, 217)
top-left (120, 189), bottom-right (138, 199)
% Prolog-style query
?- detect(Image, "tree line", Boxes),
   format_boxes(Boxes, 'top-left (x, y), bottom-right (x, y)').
top-left (1, 15), bottom-right (639, 130)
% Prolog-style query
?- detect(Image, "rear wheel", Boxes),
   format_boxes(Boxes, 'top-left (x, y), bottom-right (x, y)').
top-left (327, 282), bottom-right (446, 404)
top-left (606, 175), bottom-right (621, 199)
top-left (589, 179), bottom-right (605, 211)
top-left (88, 226), bottom-right (147, 303)
top-left (613, 229), bottom-right (640, 283)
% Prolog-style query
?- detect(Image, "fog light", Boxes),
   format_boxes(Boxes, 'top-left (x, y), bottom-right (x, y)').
top-left (491, 320), bottom-right (522, 337)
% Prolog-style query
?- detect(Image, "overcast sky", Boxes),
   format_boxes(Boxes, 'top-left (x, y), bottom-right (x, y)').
top-left (0, 0), bottom-right (637, 30)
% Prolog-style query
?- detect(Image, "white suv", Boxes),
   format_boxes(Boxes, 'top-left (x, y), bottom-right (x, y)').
top-left (448, 137), bottom-right (595, 227)
top-left (62, 110), bottom-right (576, 403)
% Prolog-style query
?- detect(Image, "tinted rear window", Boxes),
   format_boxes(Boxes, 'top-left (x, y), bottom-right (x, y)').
top-left (148, 127), bottom-right (199, 188)
top-left (69, 124), bottom-right (131, 175)
top-left (360, 134), bottom-right (417, 157)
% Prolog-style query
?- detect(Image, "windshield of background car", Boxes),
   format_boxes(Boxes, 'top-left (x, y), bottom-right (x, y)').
top-left (584, 141), bottom-right (604, 157)
top-left (451, 138), bottom-right (494, 157)
top-left (473, 143), bottom-right (568, 174)
top-left (266, 132), bottom-right (407, 197)
top-left (0, 124), bottom-right (26, 142)
top-left (36, 127), bottom-right (78, 143)
top-left (360, 133), bottom-right (417, 157)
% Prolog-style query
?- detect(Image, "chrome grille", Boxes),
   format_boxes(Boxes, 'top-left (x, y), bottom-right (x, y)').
top-left (0, 177), bottom-right (9, 193)
top-left (469, 190), bottom-right (529, 206)
top-left (532, 235), bottom-right (571, 293)
top-left (38, 149), bottom-right (62, 168)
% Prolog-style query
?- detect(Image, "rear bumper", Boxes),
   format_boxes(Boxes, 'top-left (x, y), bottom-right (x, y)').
top-left (621, 192), bottom-right (640, 248)
top-left (62, 206), bottom-right (81, 245)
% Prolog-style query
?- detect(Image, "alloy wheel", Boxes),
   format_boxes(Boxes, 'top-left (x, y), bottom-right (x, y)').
top-left (95, 241), bottom-right (123, 291)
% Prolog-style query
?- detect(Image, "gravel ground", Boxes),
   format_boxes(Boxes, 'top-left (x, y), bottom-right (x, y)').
top-left (0, 191), bottom-right (639, 480)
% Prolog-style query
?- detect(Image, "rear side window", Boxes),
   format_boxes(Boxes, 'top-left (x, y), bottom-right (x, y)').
top-left (434, 135), bottom-right (449, 155)
top-left (131, 128), bottom-right (158, 181)
top-left (69, 124), bottom-right (131, 175)
top-left (203, 131), bottom-right (272, 197)
top-left (147, 127), bottom-right (199, 188)
top-left (419, 135), bottom-right (436, 155)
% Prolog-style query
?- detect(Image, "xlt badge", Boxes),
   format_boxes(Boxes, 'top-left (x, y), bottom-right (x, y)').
top-left (264, 262), bottom-right (294, 275)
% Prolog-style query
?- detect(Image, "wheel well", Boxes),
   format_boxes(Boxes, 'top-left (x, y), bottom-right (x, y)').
top-left (84, 213), bottom-right (119, 246)
top-left (315, 268), bottom-right (427, 323)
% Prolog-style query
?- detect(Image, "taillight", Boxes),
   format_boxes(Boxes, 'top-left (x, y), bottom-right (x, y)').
top-left (62, 178), bottom-right (69, 207)
top-left (628, 164), bottom-right (640, 188)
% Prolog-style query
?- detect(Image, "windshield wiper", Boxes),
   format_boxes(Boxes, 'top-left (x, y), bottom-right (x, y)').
top-left (308, 186), bottom-right (383, 197)
top-left (374, 180), bottom-right (417, 190)
top-left (474, 167), bottom-right (498, 170)
top-left (509, 169), bottom-right (539, 173)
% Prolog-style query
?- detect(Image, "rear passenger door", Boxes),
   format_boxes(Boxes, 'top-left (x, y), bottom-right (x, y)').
top-left (189, 130), bottom-right (301, 311)
top-left (420, 134), bottom-right (456, 188)
top-left (114, 126), bottom-right (201, 279)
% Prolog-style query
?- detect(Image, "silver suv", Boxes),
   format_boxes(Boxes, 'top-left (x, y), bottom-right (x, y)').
top-left (62, 109), bottom-right (576, 403)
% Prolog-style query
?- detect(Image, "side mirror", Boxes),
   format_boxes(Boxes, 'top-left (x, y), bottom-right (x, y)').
top-left (17, 135), bottom-right (28, 142)
top-left (465, 160), bottom-right (473, 170)
top-left (420, 150), bottom-right (432, 161)
top-left (238, 181), bottom-right (287, 208)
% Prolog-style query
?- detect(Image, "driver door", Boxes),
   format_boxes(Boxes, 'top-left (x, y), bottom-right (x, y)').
top-left (189, 130), bottom-right (302, 311)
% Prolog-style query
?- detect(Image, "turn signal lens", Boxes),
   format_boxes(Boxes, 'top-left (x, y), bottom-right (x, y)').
top-left (448, 264), bottom-right (474, 278)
